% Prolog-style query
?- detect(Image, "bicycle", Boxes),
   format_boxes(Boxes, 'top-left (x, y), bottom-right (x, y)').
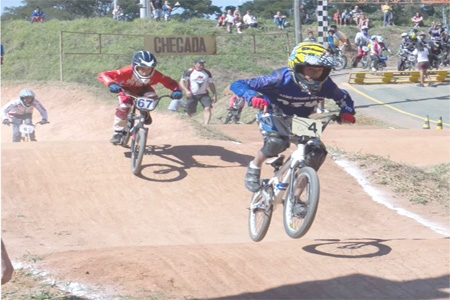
top-left (248, 112), bottom-right (339, 242)
top-left (332, 44), bottom-right (348, 70)
top-left (118, 93), bottom-right (172, 175)
top-left (3, 120), bottom-right (49, 142)
top-left (224, 96), bottom-right (245, 124)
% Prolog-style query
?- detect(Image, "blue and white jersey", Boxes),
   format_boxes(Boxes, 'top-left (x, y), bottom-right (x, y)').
top-left (230, 67), bottom-right (354, 118)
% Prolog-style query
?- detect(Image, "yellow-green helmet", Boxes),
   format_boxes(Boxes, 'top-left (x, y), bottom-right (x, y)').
top-left (288, 42), bottom-right (336, 95)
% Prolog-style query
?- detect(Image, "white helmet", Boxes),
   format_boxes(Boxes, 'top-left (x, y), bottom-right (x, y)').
top-left (377, 36), bottom-right (384, 43)
top-left (401, 32), bottom-right (408, 38)
top-left (370, 35), bottom-right (378, 40)
top-left (19, 88), bottom-right (35, 107)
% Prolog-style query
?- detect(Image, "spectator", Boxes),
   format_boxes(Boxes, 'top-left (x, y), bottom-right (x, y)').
top-left (358, 13), bottom-right (370, 29)
top-left (411, 12), bottom-right (424, 28)
top-left (234, 10), bottom-right (244, 34)
top-left (326, 28), bottom-right (338, 54)
top-left (243, 10), bottom-right (259, 29)
top-left (179, 58), bottom-right (217, 125)
top-left (381, 1), bottom-right (392, 27)
top-left (303, 31), bottom-right (317, 42)
top-left (349, 6), bottom-right (362, 26)
top-left (225, 9), bottom-right (235, 33)
top-left (429, 22), bottom-right (444, 39)
top-left (1, 240), bottom-right (14, 285)
top-left (412, 41), bottom-right (430, 87)
top-left (341, 9), bottom-right (350, 26)
top-left (352, 25), bottom-right (371, 68)
top-left (97, 50), bottom-right (182, 144)
top-left (333, 10), bottom-right (340, 26)
top-left (112, 5), bottom-right (124, 21)
top-left (1, 88), bottom-right (48, 142)
top-left (217, 12), bottom-right (226, 27)
top-left (1, 44), bottom-right (4, 65)
top-left (274, 11), bottom-right (287, 30)
top-left (162, 1), bottom-right (172, 21)
top-left (300, 5), bottom-right (311, 24)
top-left (30, 7), bottom-right (45, 23)
top-left (150, 0), bottom-right (163, 21)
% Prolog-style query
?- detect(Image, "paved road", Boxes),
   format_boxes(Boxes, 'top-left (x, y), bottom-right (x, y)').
top-left (330, 69), bottom-right (450, 130)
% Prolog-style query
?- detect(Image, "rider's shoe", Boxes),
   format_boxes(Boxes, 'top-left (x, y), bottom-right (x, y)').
top-left (110, 132), bottom-right (122, 145)
top-left (293, 198), bottom-right (308, 218)
top-left (245, 164), bottom-right (261, 192)
top-left (144, 113), bottom-right (152, 125)
top-left (316, 108), bottom-right (323, 114)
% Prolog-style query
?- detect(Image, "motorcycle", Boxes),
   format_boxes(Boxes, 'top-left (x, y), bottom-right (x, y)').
top-left (397, 48), bottom-right (417, 71)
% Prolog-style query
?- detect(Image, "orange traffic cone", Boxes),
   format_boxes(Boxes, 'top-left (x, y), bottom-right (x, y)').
top-left (436, 117), bottom-right (443, 130)
top-left (423, 115), bottom-right (430, 129)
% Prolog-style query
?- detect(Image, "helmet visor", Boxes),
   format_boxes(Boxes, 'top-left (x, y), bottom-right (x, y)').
top-left (22, 96), bottom-right (34, 105)
top-left (136, 66), bottom-right (155, 78)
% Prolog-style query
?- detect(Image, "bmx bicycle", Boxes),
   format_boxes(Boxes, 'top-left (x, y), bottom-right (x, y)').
top-left (3, 120), bottom-right (49, 142)
top-left (118, 93), bottom-right (172, 175)
top-left (248, 113), bottom-right (339, 242)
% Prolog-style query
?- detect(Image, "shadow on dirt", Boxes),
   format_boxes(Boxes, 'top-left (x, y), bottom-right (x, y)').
top-left (302, 238), bottom-right (392, 258)
top-left (126, 144), bottom-right (253, 182)
top-left (207, 273), bottom-right (450, 300)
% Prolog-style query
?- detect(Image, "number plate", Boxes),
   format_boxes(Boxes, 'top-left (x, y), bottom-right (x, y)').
top-left (291, 116), bottom-right (323, 138)
top-left (136, 97), bottom-right (157, 111)
top-left (19, 124), bottom-right (35, 134)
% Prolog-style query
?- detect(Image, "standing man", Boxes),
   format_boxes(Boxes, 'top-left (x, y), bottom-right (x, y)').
top-left (179, 58), bottom-right (217, 125)
top-left (381, 2), bottom-right (392, 27)
top-left (150, 0), bottom-right (163, 21)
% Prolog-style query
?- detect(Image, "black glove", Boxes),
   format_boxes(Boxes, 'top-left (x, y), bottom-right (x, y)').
top-left (109, 83), bottom-right (121, 93)
top-left (2, 119), bottom-right (10, 125)
top-left (39, 119), bottom-right (48, 125)
top-left (171, 90), bottom-right (183, 99)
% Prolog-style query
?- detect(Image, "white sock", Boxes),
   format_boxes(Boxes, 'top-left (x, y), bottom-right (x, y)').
top-left (249, 161), bottom-right (260, 169)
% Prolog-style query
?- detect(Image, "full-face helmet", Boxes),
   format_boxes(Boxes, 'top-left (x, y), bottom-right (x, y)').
top-left (19, 88), bottom-right (35, 107)
top-left (131, 50), bottom-right (157, 84)
top-left (288, 42), bottom-right (336, 95)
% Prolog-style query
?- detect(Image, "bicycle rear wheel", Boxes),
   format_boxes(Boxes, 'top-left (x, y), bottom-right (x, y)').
top-left (283, 167), bottom-right (320, 239)
top-left (361, 56), bottom-right (369, 69)
top-left (334, 55), bottom-right (347, 70)
top-left (248, 181), bottom-right (273, 242)
top-left (130, 128), bottom-right (147, 175)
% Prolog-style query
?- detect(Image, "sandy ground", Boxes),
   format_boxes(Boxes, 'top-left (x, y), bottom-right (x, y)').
top-left (1, 83), bottom-right (449, 299)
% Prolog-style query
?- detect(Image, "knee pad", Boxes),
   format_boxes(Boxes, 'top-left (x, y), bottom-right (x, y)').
top-left (261, 134), bottom-right (289, 158)
top-left (115, 106), bottom-right (129, 120)
top-left (305, 141), bottom-right (328, 171)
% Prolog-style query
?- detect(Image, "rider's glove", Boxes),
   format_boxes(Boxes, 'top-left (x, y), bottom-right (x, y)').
top-left (39, 119), bottom-right (48, 125)
top-left (251, 97), bottom-right (268, 109)
top-left (171, 90), bottom-right (183, 99)
top-left (339, 112), bottom-right (356, 124)
top-left (109, 83), bottom-right (121, 93)
top-left (2, 119), bottom-right (10, 125)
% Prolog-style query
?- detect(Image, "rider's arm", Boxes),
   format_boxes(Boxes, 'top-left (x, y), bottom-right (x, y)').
top-left (230, 68), bottom-right (285, 106)
top-left (32, 99), bottom-right (48, 120)
top-left (152, 70), bottom-right (181, 92)
top-left (321, 78), bottom-right (355, 112)
top-left (97, 65), bottom-right (132, 87)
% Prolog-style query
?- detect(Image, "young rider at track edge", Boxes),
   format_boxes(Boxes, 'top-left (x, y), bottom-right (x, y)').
top-left (1, 88), bottom-right (48, 142)
top-left (230, 42), bottom-right (356, 193)
top-left (98, 50), bottom-right (183, 145)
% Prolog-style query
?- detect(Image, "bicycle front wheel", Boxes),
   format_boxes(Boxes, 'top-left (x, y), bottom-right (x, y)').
top-left (248, 183), bottom-right (273, 242)
top-left (130, 128), bottom-right (147, 175)
top-left (335, 55), bottom-right (347, 70)
top-left (283, 167), bottom-right (320, 239)
top-left (361, 56), bottom-right (369, 69)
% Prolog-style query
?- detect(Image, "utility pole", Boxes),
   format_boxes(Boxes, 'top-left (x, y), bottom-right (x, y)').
top-left (294, 0), bottom-right (302, 44)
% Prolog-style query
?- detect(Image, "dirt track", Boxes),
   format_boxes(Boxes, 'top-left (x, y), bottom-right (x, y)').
top-left (1, 83), bottom-right (449, 299)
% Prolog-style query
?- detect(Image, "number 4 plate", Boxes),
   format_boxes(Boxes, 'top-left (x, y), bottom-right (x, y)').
top-left (291, 116), bottom-right (323, 138)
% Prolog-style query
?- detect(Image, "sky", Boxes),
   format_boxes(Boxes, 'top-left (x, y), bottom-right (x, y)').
top-left (1, 0), bottom-right (247, 14)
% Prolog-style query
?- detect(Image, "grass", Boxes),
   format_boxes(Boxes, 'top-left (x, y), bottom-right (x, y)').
top-left (1, 16), bottom-right (449, 300)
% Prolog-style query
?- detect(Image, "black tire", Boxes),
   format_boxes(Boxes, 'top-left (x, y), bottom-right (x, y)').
top-left (130, 128), bottom-right (147, 175)
top-left (361, 56), bottom-right (369, 69)
top-left (224, 113), bottom-right (232, 124)
top-left (283, 167), bottom-right (320, 239)
top-left (248, 182), bottom-right (273, 242)
top-left (334, 54), bottom-right (347, 70)
top-left (398, 60), bottom-right (405, 71)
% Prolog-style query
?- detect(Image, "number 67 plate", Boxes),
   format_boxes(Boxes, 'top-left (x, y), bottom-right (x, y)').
top-left (291, 116), bottom-right (323, 138)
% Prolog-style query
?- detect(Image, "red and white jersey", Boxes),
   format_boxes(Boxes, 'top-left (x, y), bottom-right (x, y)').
top-left (1, 98), bottom-right (48, 120)
top-left (97, 65), bottom-right (180, 96)
top-left (370, 41), bottom-right (382, 55)
top-left (180, 68), bottom-right (214, 95)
